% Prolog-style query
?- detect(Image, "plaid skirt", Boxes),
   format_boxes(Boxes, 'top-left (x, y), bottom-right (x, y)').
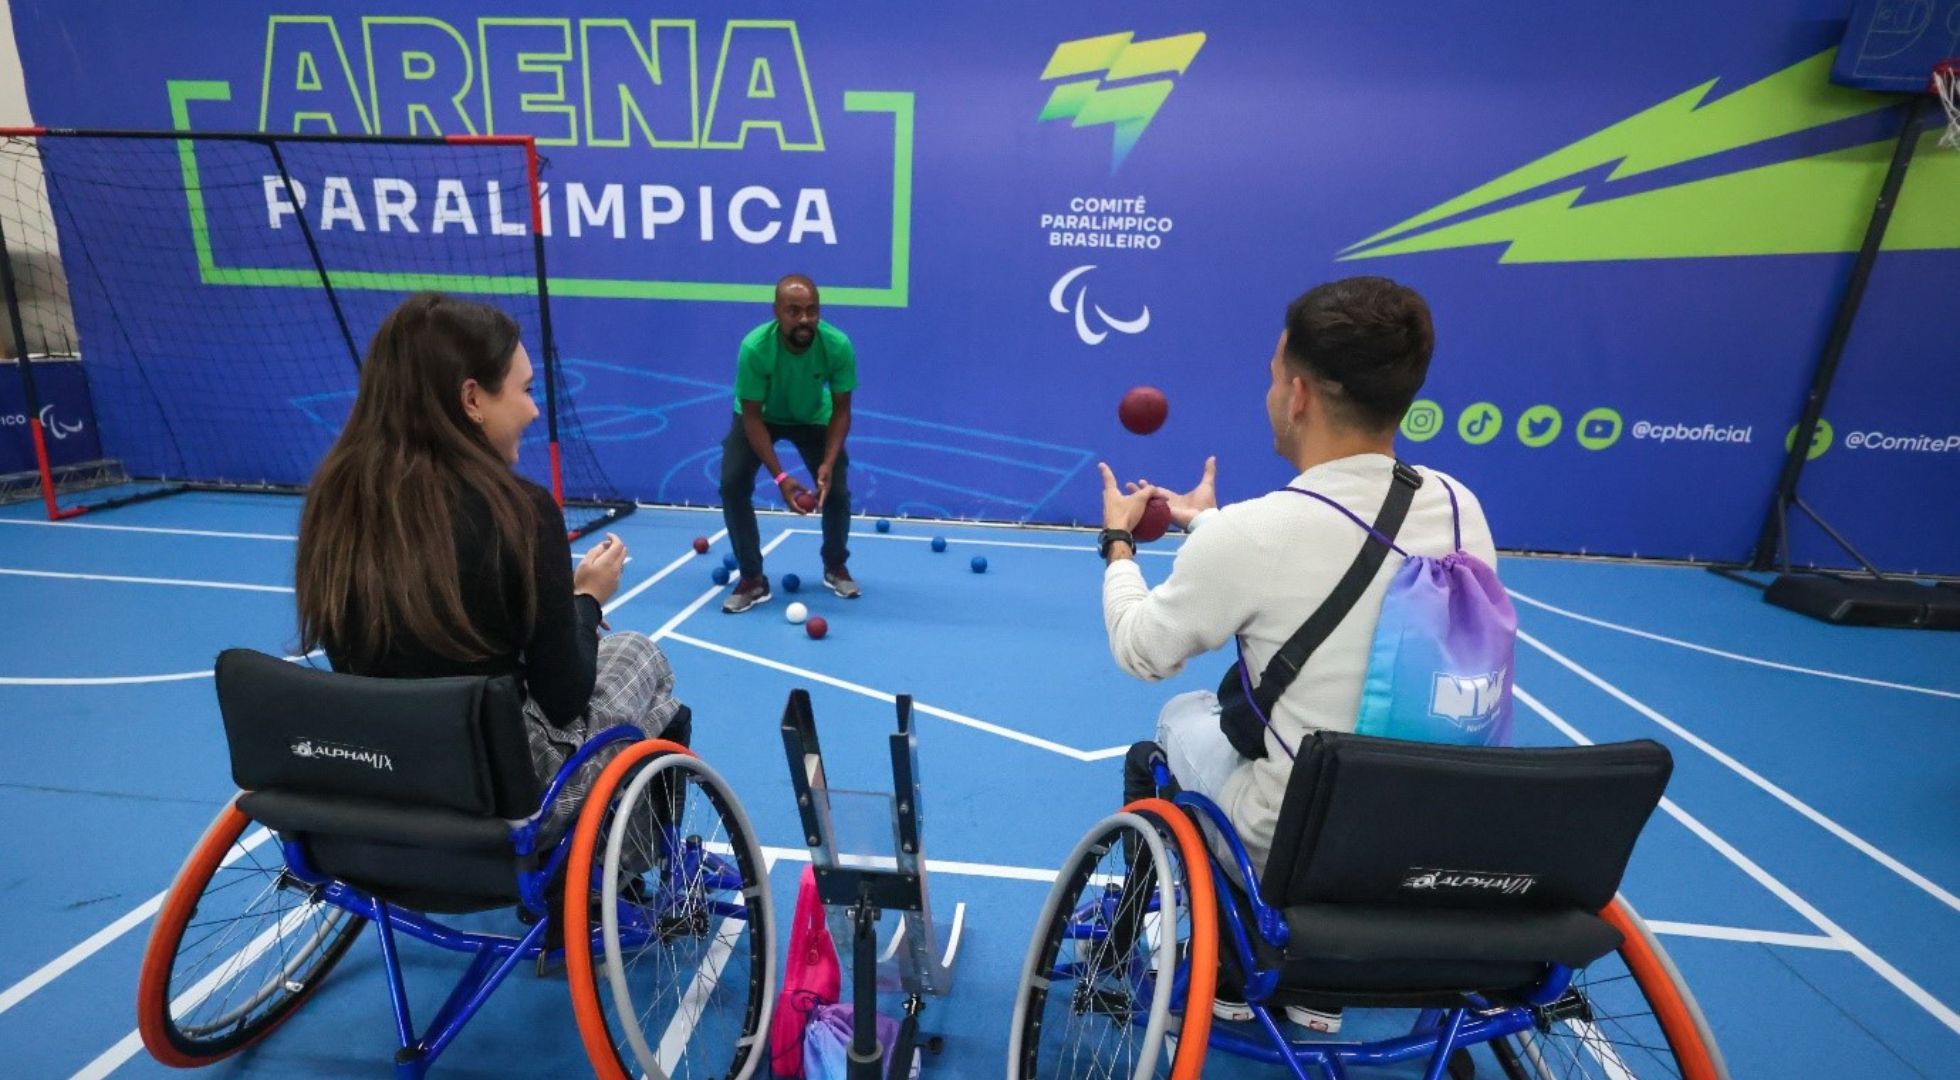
top-left (524, 631), bottom-right (683, 834)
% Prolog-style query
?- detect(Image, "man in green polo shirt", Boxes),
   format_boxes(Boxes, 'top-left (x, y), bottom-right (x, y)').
top-left (718, 273), bottom-right (860, 613)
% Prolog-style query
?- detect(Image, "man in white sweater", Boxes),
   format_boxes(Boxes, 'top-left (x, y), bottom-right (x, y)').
top-left (1098, 276), bottom-right (1497, 879)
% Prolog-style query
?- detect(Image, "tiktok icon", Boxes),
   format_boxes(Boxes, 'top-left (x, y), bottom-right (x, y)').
top-left (1458, 402), bottom-right (1503, 446)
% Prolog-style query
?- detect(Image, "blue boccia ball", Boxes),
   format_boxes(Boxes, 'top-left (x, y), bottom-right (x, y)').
top-left (875, 519), bottom-right (891, 533)
top-left (783, 573), bottom-right (802, 593)
top-left (971, 556), bottom-right (988, 574)
top-left (931, 536), bottom-right (947, 552)
top-left (722, 553), bottom-right (738, 571)
top-left (711, 565), bottom-right (731, 586)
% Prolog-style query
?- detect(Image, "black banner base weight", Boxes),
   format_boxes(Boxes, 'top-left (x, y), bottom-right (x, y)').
top-left (1763, 573), bottom-right (1960, 630)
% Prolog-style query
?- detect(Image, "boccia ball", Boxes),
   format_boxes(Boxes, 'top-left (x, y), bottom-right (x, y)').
top-left (1119, 386), bottom-right (1169, 435)
top-left (1133, 496), bottom-right (1173, 543)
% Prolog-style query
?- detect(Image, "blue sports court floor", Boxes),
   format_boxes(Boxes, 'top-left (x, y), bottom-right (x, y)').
top-left (0, 492), bottom-right (1954, 1077)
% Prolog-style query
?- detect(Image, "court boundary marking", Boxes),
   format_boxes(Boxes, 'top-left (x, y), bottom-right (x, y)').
top-left (1515, 685), bottom-right (1958, 1036)
top-left (1510, 588), bottom-right (1959, 701)
top-left (1518, 629), bottom-right (1960, 916)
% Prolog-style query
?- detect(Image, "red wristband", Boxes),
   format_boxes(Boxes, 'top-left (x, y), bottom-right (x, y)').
top-left (773, 471), bottom-right (789, 485)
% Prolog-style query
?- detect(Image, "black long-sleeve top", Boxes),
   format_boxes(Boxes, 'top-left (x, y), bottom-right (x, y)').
top-left (324, 479), bottom-right (599, 728)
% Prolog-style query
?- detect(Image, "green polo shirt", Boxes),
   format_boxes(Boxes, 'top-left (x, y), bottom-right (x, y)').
top-left (732, 320), bottom-right (858, 426)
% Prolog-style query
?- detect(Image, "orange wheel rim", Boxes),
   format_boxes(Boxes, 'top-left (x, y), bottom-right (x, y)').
top-left (566, 739), bottom-right (695, 1080)
top-left (1600, 898), bottom-right (1720, 1080)
top-left (136, 800), bottom-right (260, 1067)
top-left (1122, 797), bottom-right (1218, 1080)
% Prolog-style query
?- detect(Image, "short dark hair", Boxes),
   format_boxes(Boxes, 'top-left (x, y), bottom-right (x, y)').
top-left (1281, 276), bottom-right (1434, 432)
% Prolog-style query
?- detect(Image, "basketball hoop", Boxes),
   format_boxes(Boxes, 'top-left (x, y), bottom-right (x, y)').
top-left (1935, 61), bottom-right (1960, 150)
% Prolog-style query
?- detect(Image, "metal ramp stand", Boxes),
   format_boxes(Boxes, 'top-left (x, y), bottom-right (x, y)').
top-left (780, 690), bottom-right (966, 1080)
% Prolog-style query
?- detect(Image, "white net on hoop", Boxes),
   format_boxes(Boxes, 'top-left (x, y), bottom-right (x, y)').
top-left (1937, 65), bottom-right (1960, 150)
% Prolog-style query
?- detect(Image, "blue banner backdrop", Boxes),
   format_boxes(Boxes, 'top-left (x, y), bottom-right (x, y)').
top-left (1, 359), bottom-right (102, 475)
top-left (9, 1), bottom-right (1958, 572)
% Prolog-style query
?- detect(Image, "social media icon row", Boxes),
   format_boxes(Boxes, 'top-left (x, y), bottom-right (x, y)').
top-left (1399, 401), bottom-right (1624, 450)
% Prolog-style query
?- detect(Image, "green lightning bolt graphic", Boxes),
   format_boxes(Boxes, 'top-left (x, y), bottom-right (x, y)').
top-left (1039, 31), bottom-right (1205, 171)
top-left (1343, 50), bottom-right (1960, 263)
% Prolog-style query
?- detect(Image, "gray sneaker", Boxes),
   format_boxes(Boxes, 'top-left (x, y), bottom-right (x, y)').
top-left (721, 576), bottom-right (771, 613)
top-left (823, 565), bottom-right (861, 599)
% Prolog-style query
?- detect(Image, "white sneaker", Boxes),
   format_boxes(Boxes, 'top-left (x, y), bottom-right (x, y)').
top-left (1211, 996), bottom-right (1253, 1022)
top-left (1283, 1003), bottom-right (1343, 1034)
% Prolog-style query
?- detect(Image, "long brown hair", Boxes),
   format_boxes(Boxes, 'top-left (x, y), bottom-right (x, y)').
top-left (296, 293), bottom-right (539, 664)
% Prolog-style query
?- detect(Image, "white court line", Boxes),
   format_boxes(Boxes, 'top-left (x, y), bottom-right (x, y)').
top-left (0, 518), bottom-right (297, 541)
top-left (644, 529), bottom-right (794, 640)
top-left (1515, 685), bottom-right (1960, 1035)
top-left (664, 631), bottom-right (1123, 764)
top-left (0, 526), bottom-right (714, 687)
top-left (1, 669), bottom-right (230, 688)
top-left (603, 527), bottom-right (729, 617)
top-left (0, 567), bottom-right (291, 593)
top-left (1518, 628), bottom-right (1960, 915)
top-left (0, 825), bottom-right (273, 1020)
top-left (70, 896), bottom-right (317, 1080)
top-left (758, 844), bottom-right (1061, 883)
top-left (0, 651), bottom-right (323, 689)
top-left (787, 527), bottom-right (1177, 557)
top-left (650, 852), bottom-right (776, 1075)
top-left (1510, 588), bottom-right (1960, 701)
top-left (1640, 921), bottom-right (1847, 951)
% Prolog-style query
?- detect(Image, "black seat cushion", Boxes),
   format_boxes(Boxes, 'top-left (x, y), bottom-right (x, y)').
top-left (1275, 902), bottom-right (1622, 1001)
top-left (240, 789), bottom-right (522, 913)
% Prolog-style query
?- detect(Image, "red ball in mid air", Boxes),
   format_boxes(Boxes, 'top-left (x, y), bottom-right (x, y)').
top-left (1119, 386), bottom-right (1168, 435)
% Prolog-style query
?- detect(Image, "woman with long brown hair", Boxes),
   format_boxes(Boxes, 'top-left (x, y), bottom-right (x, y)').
top-left (295, 292), bottom-right (682, 827)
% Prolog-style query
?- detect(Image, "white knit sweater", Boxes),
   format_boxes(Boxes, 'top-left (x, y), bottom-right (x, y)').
top-left (1102, 453), bottom-right (1497, 869)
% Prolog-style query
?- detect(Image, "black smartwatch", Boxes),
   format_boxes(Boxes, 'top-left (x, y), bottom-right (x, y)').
top-left (1098, 528), bottom-right (1136, 560)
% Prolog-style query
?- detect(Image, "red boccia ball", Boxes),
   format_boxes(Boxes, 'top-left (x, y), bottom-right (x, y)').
top-left (1133, 496), bottom-right (1173, 543)
top-left (805, 615), bottom-right (829, 640)
top-left (1119, 386), bottom-right (1168, 435)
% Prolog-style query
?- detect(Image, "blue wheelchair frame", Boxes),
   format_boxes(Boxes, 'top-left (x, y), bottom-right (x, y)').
top-left (1055, 761), bottom-right (1573, 1080)
top-left (270, 726), bottom-right (752, 1079)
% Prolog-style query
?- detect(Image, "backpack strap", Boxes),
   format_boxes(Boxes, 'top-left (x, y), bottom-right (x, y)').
top-left (1243, 461), bottom-right (1423, 757)
top-left (1437, 474), bottom-right (1462, 551)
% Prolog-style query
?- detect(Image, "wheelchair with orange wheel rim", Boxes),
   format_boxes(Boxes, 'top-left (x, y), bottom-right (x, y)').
top-left (136, 649), bottom-right (775, 1079)
top-left (1010, 733), bottom-right (1729, 1080)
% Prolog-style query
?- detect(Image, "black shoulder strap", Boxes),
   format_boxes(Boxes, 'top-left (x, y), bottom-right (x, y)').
top-left (1252, 461), bottom-right (1422, 715)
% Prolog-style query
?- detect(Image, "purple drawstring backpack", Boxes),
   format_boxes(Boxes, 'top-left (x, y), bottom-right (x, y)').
top-left (1224, 464), bottom-right (1517, 757)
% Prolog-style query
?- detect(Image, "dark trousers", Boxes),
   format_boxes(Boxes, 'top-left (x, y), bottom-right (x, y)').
top-left (719, 417), bottom-right (851, 579)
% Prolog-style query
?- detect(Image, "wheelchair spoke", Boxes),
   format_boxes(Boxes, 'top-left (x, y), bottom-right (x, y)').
top-left (141, 808), bottom-right (365, 1064)
top-left (1015, 814), bottom-right (1185, 1080)
top-left (590, 754), bottom-right (771, 1080)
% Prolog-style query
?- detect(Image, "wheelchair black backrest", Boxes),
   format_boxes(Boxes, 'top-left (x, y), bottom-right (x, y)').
top-left (1259, 732), bottom-right (1672, 913)
top-left (215, 648), bottom-right (539, 820)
